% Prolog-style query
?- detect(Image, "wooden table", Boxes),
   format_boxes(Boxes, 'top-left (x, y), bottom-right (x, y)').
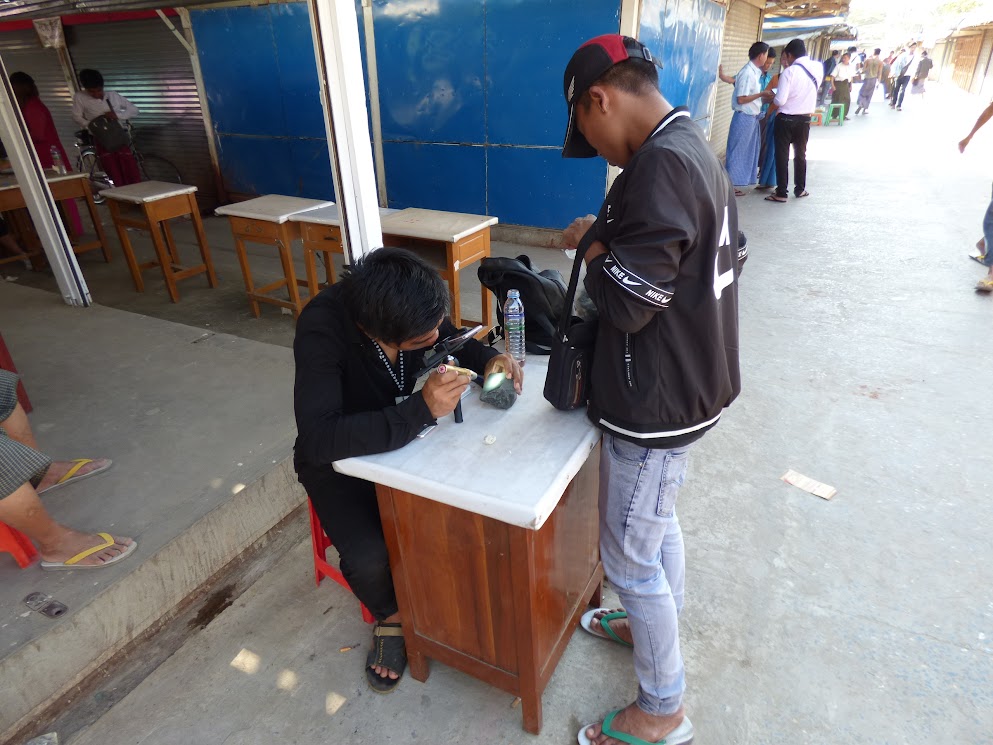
top-left (335, 360), bottom-right (602, 734)
top-left (289, 204), bottom-right (398, 295)
top-left (0, 173), bottom-right (111, 267)
top-left (102, 181), bottom-right (217, 304)
top-left (215, 195), bottom-right (333, 319)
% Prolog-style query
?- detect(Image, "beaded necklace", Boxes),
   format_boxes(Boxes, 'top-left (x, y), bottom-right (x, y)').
top-left (371, 340), bottom-right (404, 393)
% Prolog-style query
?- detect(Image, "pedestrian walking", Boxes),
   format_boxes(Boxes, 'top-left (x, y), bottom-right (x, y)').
top-left (912, 51), bottom-right (933, 98)
top-left (890, 44), bottom-right (917, 111)
top-left (855, 48), bottom-right (883, 115)
top-left (560, 33), bottom-right (743, 745)
top-left (725, 42), bottom-right (771, 195)
top-left (764, 38), bottom-right (823, 203)
top-left (958, 101), bottom-right (993, 291)
top-left (881, 51), bottom-right (895, 98)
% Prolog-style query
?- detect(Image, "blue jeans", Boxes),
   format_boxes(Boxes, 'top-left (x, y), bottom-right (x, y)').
top-left (982, 184), bottom-right (993, 269)
top-left (599, 433), bottom-right (691, 716)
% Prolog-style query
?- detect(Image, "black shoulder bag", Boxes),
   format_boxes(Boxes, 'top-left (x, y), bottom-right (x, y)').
top-left (543, 227), bottom-right (599, 411)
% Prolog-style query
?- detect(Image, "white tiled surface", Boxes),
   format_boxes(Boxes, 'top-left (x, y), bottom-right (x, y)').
top-left (334, 359), bottom-right (600, 530)
top-left (214, 195), bottom-right (332, 223)
top-left (100, 181), bottom-right (197, 203)
top-left (381, 207), bottom-right (499, 242)
top-left (289, 204), bottom-right (400, 226)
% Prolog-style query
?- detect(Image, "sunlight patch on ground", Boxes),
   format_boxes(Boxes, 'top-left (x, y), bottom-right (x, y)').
top-left (230, 648), bottom-right (261, 674)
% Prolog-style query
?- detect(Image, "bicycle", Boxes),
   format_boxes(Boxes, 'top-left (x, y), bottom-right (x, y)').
top-left (74, 121), bottom-right (183, 204)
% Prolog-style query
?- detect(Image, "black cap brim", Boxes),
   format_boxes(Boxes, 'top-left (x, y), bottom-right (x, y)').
top-left (562, 103), bottom-right (598, 159)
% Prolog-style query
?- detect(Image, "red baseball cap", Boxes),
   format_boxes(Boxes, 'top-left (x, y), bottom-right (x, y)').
top-left (562, 34), bottom-right (660, 158)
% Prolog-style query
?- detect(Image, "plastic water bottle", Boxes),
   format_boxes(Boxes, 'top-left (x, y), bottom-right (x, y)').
top-left (504, 289), bottom-right (525, 365)
top-left (49, 146), bottom-right (66, 175)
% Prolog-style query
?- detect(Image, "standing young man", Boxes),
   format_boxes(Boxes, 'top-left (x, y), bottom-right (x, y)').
top-left (560, 34), bottom-right (744, 745)
top-left (71, 69), bottom-right (142, 186)
top-left (763, 38), bottom-right (824, 203)
top-left (725, 41), bottom-right (772, 196)
top-left (890, 44), bottom-right (918, 111)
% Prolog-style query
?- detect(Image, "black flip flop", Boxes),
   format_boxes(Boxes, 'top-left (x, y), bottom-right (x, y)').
top-left (365, 622), bottom-right (407, 694)
top-left (764, 195), bottom-right (788, 203)
top-left (796, 191), bottom-right (810, 198)
top-left (970, 254), bottom-right (987, 264)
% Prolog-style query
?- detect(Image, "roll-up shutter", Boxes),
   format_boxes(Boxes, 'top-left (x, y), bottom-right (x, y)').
top-left (0, 29), bottom-right (77, 161)
top-left (67, 18), bottom-right (217, 210)
top-left (711, 0), bottom-right (762, 159)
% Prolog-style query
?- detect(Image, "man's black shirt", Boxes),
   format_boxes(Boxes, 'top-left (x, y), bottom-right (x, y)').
top-left (293, 284), bottom-right (499, 487)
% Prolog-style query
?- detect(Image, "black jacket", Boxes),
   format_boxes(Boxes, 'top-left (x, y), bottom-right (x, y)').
top-left (293, 285), bottom-right (499, 486)
top-left (583, 107), bottom-right (743, 449)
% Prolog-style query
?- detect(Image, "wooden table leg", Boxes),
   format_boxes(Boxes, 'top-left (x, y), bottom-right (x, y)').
top-left (510, 527), bottom-right (543, 734)
top-left (303, 244), bottom-right (320, 301)
top-left (81, 181), bottom-right (111, 263)
top-left (231, 229), bottom-right (261, 318)
top-left (162, 219), bottom-right (181, 266)
top-left (147, 209), bottom-right (180, 304)
top-left (189, 195), bottom-right (218, 288)
top-left (323, 251), bottom-right (336, 285)
top-left (109, 201), bottom-right (144, 293)
top-left (277, 224), bottom-right (303, 318)
top-left (445, 242), bottom-right (462, 327)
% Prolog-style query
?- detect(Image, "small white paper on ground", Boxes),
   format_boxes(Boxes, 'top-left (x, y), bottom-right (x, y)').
top-left (781, 469), bottom-right (837, 500)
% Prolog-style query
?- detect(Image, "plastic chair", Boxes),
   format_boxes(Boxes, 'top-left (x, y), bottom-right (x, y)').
top-left (308, 500), bottom-right (375, 623)
top-left (824, 103), bottom-right (845, 125)
top-left (0, 522), bottom-right (38, 568)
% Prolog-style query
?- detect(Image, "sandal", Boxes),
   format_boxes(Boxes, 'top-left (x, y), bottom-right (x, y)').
top-left (733, 189), bottom-right (745, 197)
top-left (577, 709), bottom-right (695, 745)
top-left (38, 458), bottom-right (113, 495)
top-left (365, 622), bottom-right (407, 694)
top-left (796, 190), bottom-right (810, 198)
top-left (970, 253), bottom-right (987, 264)
top-left (580, 607), bottom-right (634, 647)
top-left (976, 278), bottom-right (993, 293)
top-left (764, 195), bottom-right (788, 203)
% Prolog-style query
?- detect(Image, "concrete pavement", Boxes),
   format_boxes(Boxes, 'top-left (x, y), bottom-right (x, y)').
top-left (18, 82), bottom-right (993, 744)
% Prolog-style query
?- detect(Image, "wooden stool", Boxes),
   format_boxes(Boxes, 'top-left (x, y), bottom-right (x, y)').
top-left (379, 208), bottom-right (497, 335)
top-left (49, 174), bottom-right (112, 263)
top-left (215, 195), bottom-right (333, 319)
top-left (0, 522), bottom-right (38, 568)
top-left (308, 500), bottom-right (375, 623)
top-left (291, 204), bottom-right (399, 296)
top-left (102, 181), bottom-right (217, 304)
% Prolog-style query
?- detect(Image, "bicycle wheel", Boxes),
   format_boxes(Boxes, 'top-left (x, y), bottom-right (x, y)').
top-left (138, 154), bottom-right (183, 185)
top-left (79, 151), bottom-right (113, 204)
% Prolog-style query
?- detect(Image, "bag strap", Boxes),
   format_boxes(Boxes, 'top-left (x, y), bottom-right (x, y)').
top-left (796, 61), bottom-right (819, 91)
top-left (557, 225), bottom-right (598, 340)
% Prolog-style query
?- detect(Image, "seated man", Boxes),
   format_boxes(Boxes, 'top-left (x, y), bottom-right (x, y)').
top-left (293, 247), bottom-right (522, 693)
top-left (0, 369), bottom-right (135, 569)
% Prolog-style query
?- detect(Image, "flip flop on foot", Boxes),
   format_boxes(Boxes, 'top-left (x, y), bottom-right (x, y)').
top-left (40, 533), bottom-right (136, 570)
top-left (796, 191), bottom-right (810, 198)
top-left (577, 709), bottom-right (695, 745)
top-left (970, 254), bottom-right (987, 264)
top-left (580, 607), bottom-right (634, 647)
top-left (734, 189), bottom-right (745, 197)
top-left (976, 278), bottom-right (993, 293)
top-left (38, 458), bottom-right (113, 495)
top-left (764, 195), bottom-right (788, 203)
top-left (365, 622), bottom-right (407, 693)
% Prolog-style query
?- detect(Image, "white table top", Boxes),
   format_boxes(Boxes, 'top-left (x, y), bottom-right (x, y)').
top-left (215, 195), bottom-right (333, 224)
top-left (0, 172), bottom-right (90, 192)
top-left (334, 359), bottom-right (601, 530)
top-left (100, 181), bottom-right (197, 204)
top-left (380, 208), bottom-right (498, 243)
top-left (288, 204), bottom-right (400, 226)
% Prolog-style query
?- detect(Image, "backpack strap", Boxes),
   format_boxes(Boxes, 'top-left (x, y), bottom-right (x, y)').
top-left (558, 226), bottom-right (598, 340)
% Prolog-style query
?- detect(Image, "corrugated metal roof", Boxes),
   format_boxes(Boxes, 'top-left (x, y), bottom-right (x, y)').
top-left (0, 0), bottom-right (221, 21)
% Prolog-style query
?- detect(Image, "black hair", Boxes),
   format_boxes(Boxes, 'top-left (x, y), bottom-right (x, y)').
top-left (78, 69), bottom-right (104, 89)
top-left (784, 39), bottom-right (807, 59)
top-left (831, 50), bottom-right (840, 56)
top-left (339, 247), bottom-right (450, 346)
top-left (748, 42), bottom-right (770, 61)
top-left (9, 72), bottom-right (38, 106)
top-left (767, 48), bottom-right (777, 59)
top-left (874, 48), bottom-right (882, 55)
top-left (580, 58), bottom-right (659, 108)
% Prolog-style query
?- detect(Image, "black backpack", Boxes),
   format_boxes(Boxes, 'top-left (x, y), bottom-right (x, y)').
top-left (477, 254), bottom-right (568, 355)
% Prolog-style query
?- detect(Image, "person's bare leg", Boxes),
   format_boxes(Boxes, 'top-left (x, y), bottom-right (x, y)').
top-left (3, 402), bottom-right (111, 489)
top-left (0, 233), bottom-right (30, 266)
top-left (0, 481), bottom-right (133, 565)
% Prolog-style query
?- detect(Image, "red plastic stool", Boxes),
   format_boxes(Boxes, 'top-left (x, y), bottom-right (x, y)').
top-left (308, 500), bottom-right (374, 624)
top-left (0, 522), bottom-right (38, 568)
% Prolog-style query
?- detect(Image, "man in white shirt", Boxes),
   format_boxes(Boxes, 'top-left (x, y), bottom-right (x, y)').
top-left (889, 43), bottom-right (917, 111)
top-left (72, 68), bottom-right (142, 186)
top-left (725, 42), bottom-right (771, 194)
top-left (762, 38), bottom-right (824, 203)
top-left (829, 52), bottom-right (855, 121)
